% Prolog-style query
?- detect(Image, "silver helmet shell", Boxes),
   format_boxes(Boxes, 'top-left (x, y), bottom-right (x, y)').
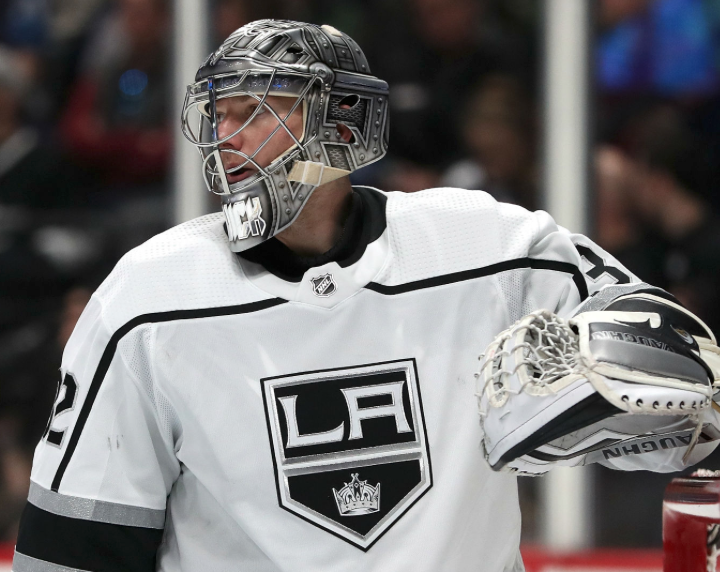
top-left (181, 19), bottom-right (390, 252)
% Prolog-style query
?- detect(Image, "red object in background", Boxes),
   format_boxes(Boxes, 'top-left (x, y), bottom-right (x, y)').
top-left (521, 546), bottom-right (662, 571)
top-left (663, 473), bottom-right (720, 572)
top-left (0, 544), bottom-right (12, 562)
top-left (59, 78), bottom-right (171, 186)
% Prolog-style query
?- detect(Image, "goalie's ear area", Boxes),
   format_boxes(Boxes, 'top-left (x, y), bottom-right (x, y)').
top-left (602, 293), bottom-right (715, 343)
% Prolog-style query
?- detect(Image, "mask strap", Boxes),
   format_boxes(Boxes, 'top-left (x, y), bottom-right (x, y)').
top-left (287, 161), bottom-right (349, 187)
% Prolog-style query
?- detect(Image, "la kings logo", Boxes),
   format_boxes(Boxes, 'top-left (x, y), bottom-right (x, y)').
top-left (261, 359), bottom-right (432, 550)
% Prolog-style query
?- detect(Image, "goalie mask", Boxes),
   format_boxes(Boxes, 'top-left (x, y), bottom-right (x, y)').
top-left (181, 19), bottom-right (390, 252)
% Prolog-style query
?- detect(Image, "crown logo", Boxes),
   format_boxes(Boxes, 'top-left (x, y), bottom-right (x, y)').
top-left (333, 473), bottom-right (381, 516)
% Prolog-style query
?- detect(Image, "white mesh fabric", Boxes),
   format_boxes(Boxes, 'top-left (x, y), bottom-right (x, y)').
top-left (377, 188), bottom-right (539, 286)
top-left (118, 327), bottom-right (182, 446)
top-left (94, 214), bottom-right (267, 334)
top-left (495, 269), bottom-right (538, 324)
top-left (497, 201), bottom-right (538, 262)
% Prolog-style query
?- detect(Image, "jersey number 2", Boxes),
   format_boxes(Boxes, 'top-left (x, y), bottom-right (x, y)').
top-left (43, 373), bottom-right (78, 448)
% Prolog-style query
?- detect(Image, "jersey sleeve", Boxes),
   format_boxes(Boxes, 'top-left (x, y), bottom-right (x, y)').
top-left (13, 295), bottom-right (181, 572)
top-left (524, 209), bottom-right (660, 318)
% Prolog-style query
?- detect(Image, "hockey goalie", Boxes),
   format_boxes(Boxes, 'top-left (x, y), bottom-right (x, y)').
top-left (13, 18), bottom-right (720, 572)
top-left (477, 292), bottom-right (720, 476)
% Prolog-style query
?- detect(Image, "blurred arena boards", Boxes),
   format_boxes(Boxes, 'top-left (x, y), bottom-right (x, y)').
top-left (0, 545), bottom-right (665, 571)
top-left (521, 547), bottom-right (662, 572)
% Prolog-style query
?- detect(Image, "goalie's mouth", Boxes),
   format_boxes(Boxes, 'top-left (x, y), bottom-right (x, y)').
top-left (225, 166), bottom-right (255, 183)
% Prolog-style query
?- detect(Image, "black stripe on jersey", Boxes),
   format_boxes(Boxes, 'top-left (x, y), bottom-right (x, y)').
top-left (16, 502), bottom-right (164, 572)
top-left (365, 257), bottom-right (590, 300)
top-left (51, 297), bottom-right (288, 492)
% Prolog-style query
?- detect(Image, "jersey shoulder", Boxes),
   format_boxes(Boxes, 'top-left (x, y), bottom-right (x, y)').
top-left (378, 187), bottom-right (544, 284)
top-left (93, 213), bottom-right (265, 332)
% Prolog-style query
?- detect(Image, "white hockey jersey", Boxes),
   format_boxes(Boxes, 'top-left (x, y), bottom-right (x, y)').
top-left (13, 187), bottom-right (715, 572)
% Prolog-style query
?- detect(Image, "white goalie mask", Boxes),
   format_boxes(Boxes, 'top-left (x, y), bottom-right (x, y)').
top-left (181, 19), bottom-right (390, 252)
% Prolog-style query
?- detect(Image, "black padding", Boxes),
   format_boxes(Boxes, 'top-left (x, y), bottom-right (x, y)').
top-left (497, 394), bottom-right (622, 469)
top-left (527, 437), bottom-right (621, 462)
top-left (604, 296), bottom-right (711, 338)
top-left (596, 296), bottom-right (715, 381)
top-left (16, 502), bottom-right (163, 572)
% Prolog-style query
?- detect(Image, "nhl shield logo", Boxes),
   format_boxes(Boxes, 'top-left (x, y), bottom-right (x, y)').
top-left (261, 359), bottom-right (432, 550)
top-left (310, 273), bottom-right (337, 297)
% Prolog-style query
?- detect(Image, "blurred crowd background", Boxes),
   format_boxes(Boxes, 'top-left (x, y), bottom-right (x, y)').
top-left (1, 0), bottom-right (720, 550)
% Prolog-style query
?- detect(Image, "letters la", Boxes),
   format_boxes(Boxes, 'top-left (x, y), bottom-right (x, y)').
top-left (261, 359), bottom-right (432, 550)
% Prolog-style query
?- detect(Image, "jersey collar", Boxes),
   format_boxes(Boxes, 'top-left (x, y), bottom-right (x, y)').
top-left (235, 186), bottom-right (389, 308)
top-left (238, 186), bottom-right (387, 283)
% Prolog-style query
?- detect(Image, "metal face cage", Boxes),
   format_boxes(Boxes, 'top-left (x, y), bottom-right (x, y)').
top-left (181, 67), bottom-right (318, 196)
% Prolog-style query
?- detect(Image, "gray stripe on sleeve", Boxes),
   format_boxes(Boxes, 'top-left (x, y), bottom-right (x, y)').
top-left (12, 551), bottom-right (91, 572)
top-left (28, 482), bottom-right (166, 529)
top-left (571, 283), bottom-right (662, 315)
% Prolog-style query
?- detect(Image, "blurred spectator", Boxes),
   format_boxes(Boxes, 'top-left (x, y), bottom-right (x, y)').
top-left (0, 0), bottom-right (47, 92)
top-left (0, 446), bottom-right (31, 542)
top-left (213, 0), bottom-right (285, 45)
top-left (595, 146), bottom-right (639, 254)
top-left (597, 0), bottom-right (720, 95)
top-left (0, 49), bottom-right (98, 339)
top-left (57, 286), bottom-right (93, 348)
top-left (599, 104), bottom-right (720, 335)
top-left (441, 74), bottom-right (537, 209)
top-left (627, 105), bottom-right (720, 332)
top-left (1, 0), bottom-right (47, 51)
top-left (367, 0), bottom-right (526, 179)
top-left (0, 0), bottom-right (109, 125)
top-left (59, 0), bottom-right (171, 196)
top-left (0, 0), bottom-right (46, 123)
top-left (42, 0), bottom-right (110, 121)
top-left (381, 160), bottom-right (441, 194)
top-left (214, 0), bottom-right (255, 45)
top-left (295, 0), bottom-right (367, 40)
top-left (594, 145), bottom-right (665, 286)
top-left (0, 285), bottom-right (93, 542)
top-left (0, 49), bottom-right (89, 209)
top-left (598, 0), bottom-right (651, 29)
